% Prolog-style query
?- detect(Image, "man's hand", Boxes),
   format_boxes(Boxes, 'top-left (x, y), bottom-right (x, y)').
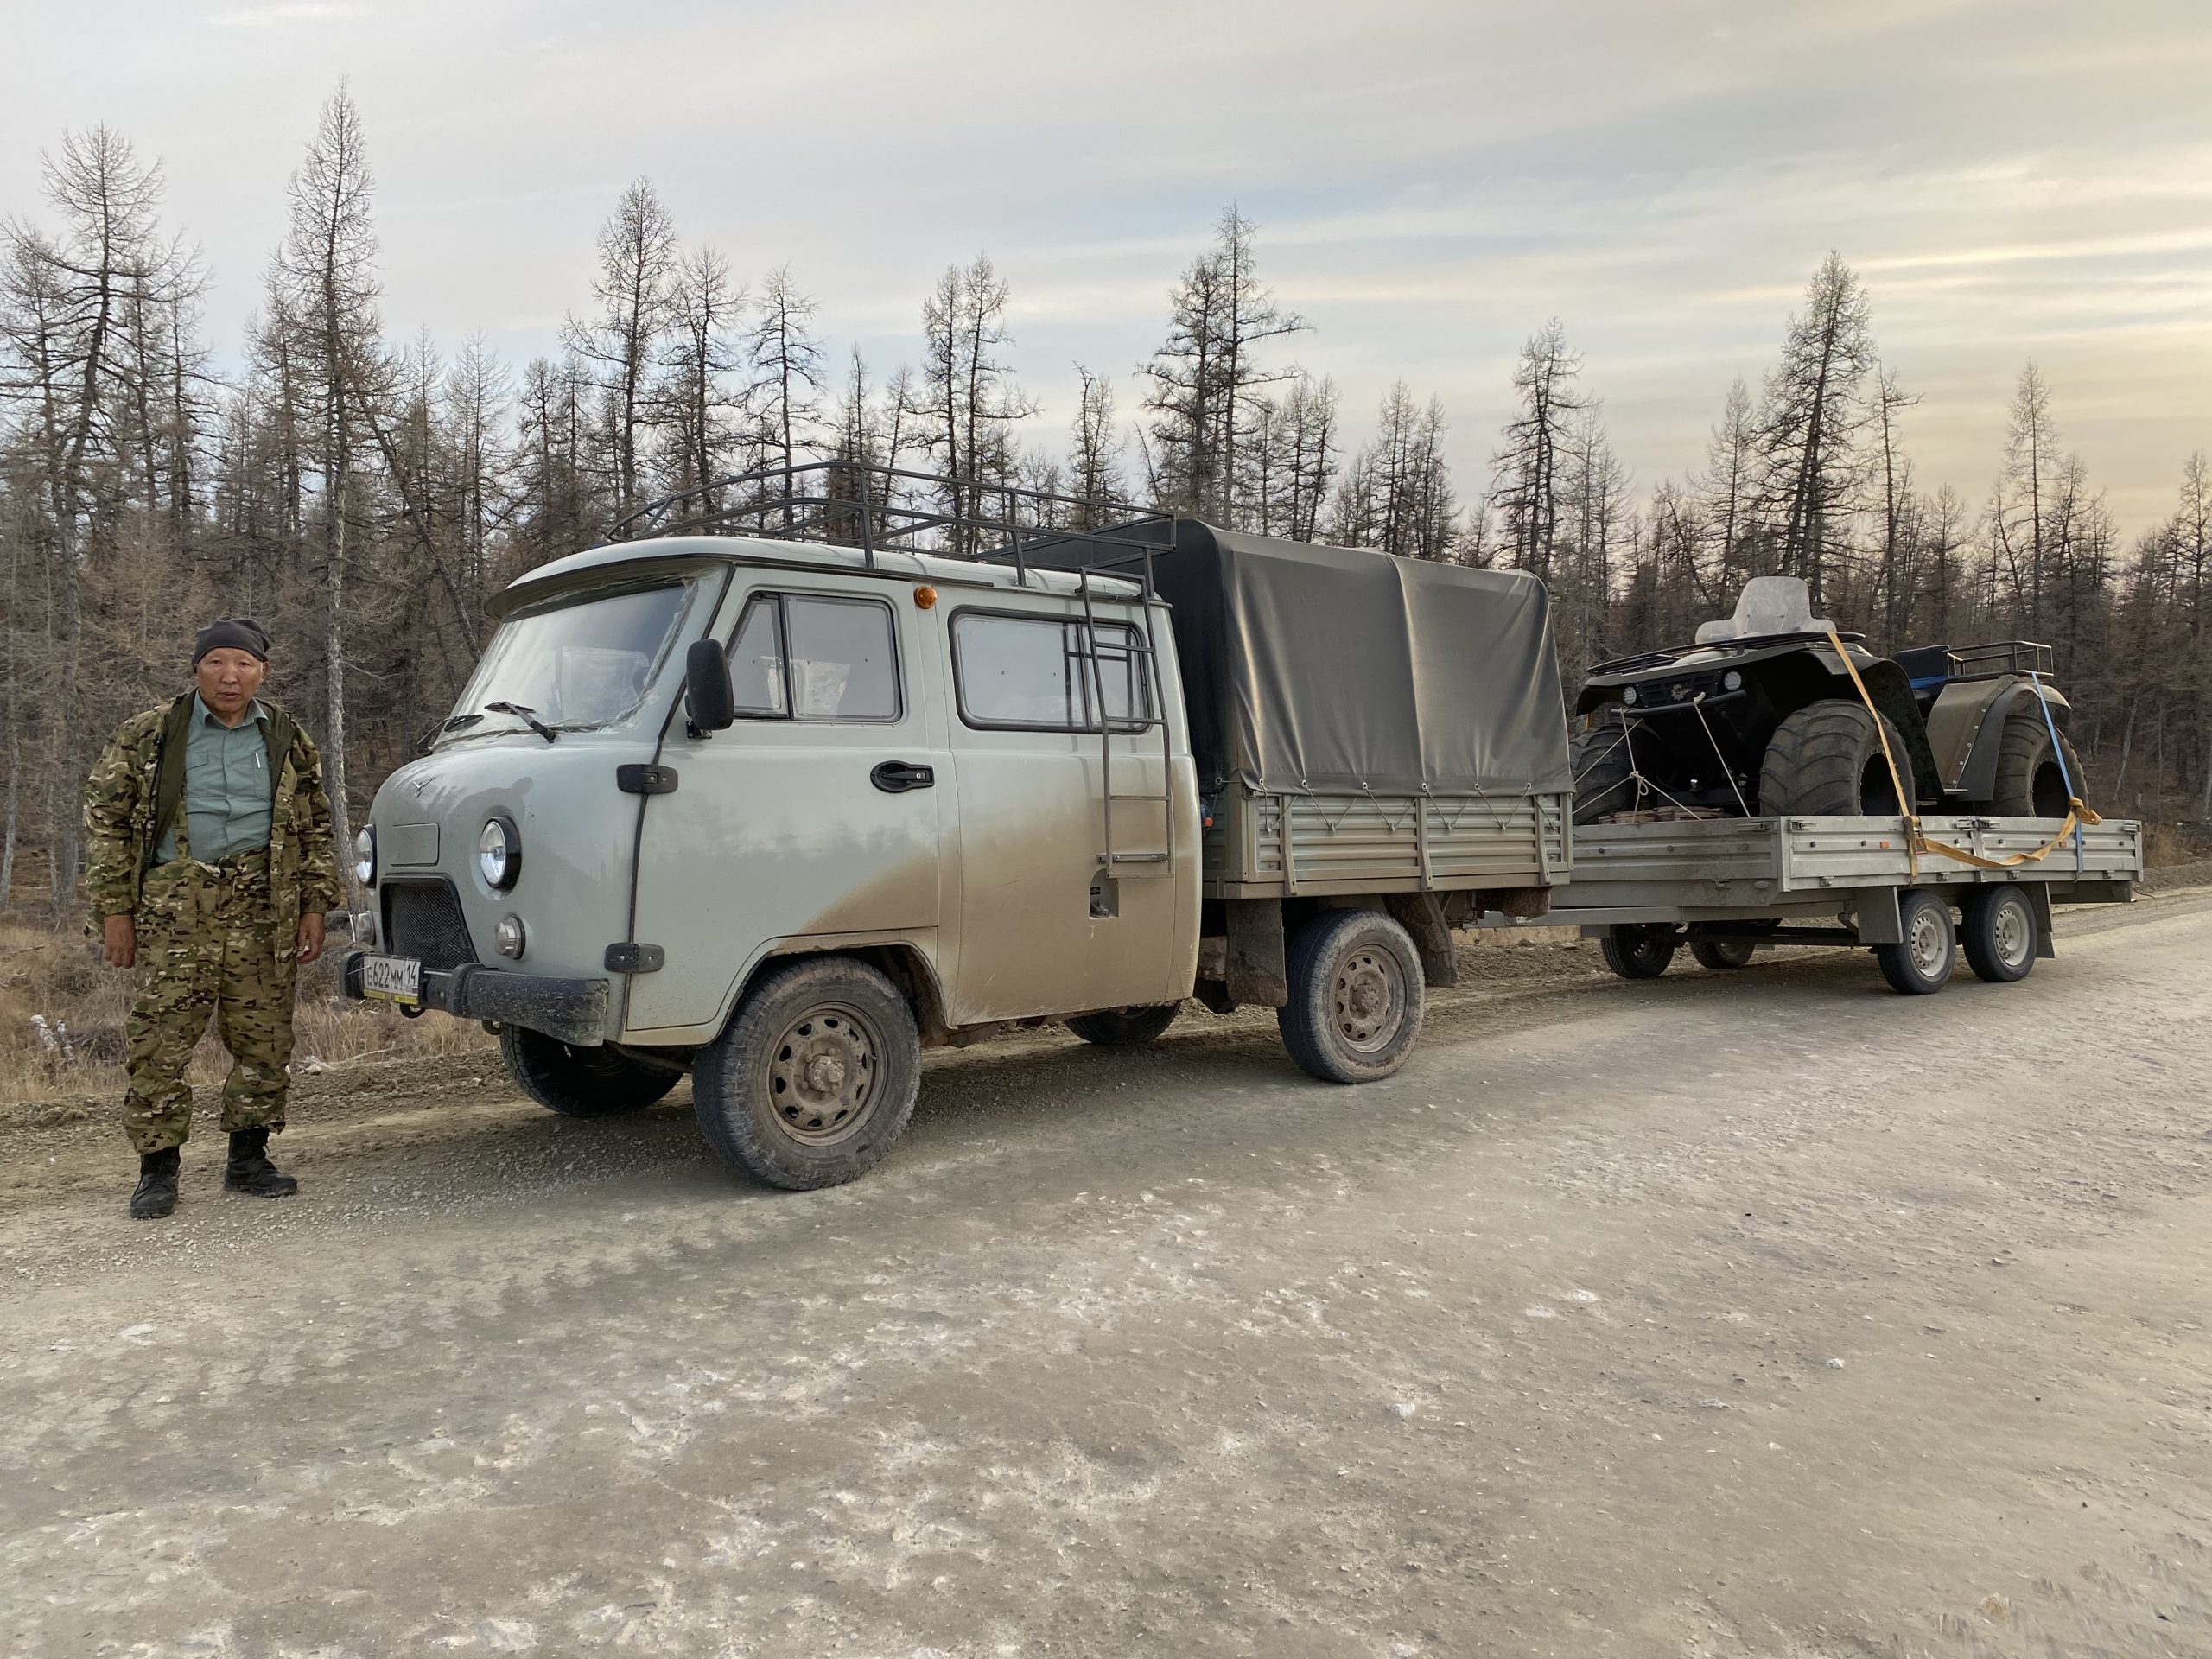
top-left (296, 911), bottom-right (326, 965)
top-left (102, 913), bottom-right (137, 969)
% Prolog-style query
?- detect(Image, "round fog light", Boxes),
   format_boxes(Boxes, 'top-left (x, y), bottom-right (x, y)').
top-left (1723, 669), bottom-right (1744, 692)
top-left (495, 915), bottom-right (526, 959)
top-left (1621, 685), bottom-right (1638, 706)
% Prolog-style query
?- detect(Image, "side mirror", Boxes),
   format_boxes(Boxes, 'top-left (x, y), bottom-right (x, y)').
top-left (683, 639), bottom-right (734, 734)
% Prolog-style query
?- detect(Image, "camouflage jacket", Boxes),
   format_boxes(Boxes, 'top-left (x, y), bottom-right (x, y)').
top-left (84, 694), bottom-right (344, 930)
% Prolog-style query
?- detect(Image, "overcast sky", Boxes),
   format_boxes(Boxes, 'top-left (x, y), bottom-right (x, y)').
top-left (5, 0), bottom-right (2209, 539)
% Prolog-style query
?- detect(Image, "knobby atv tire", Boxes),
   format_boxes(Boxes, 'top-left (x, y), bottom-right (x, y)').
top-left (1600, 925), bottom-right (1677, 979)
top-left (499, 1026), bottom-right (679, 1118)
top-left (693, 955), bottom-right (921, 1190)
top-left (1985, 697), bottom-right (2085, 818)
top-left (1570, 709), bottom-right (1641, 826)
top-left (1277, 908), bottom-right (1425, 1084)
top-left (1960, 886), bottom-right (2037, 983)
top-left (1872, 888), bottom-right (1955, 995)
top-left (1758, 698), bottom-right (1916, 817)
top-left (1065, 1004), bottom-right (1181, 1046)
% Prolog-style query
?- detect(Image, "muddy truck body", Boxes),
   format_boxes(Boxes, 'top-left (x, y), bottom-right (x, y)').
top-left (340, 468), bottom-right (2140, 1188)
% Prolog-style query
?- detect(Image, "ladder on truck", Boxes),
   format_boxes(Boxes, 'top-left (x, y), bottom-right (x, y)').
top-left (1076, 567), bottom-right (1176, 896)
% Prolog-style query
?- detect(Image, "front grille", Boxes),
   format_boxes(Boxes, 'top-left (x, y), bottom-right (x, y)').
top-left (382, 880), bottom-right (480, 971)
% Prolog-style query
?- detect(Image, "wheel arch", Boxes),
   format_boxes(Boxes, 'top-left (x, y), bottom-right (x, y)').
top-left (1952, 680), bottom-right (2072, 804)
top-left (715, 937), bottom-right (951, 1048)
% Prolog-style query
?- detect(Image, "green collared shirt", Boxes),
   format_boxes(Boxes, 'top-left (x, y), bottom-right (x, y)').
top-left (153, 695), bottom-right (276, 865)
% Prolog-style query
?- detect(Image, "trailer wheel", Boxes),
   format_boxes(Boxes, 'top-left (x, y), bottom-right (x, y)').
top-left (1688, 937), bottom-right (1756, 970)
top-left (1960, 887), bottom-right (2037, 983)
top-left (693, 955), bottom-right (921, 1189)
top-left (1872, 890), bottom-right (1955, 995)
top-left (1600, 925), bottom-right (1677, 979)
top-left (499, 1026), bottom-right (679, 1118)
top-left (1570, 709), bottom-right (1641, 825)
top-left (1758, 698), bottom-right (1916, 816)
top-left (1065, 1004), bottom-right (1181, 1046)
top-left (1277, 909), bottom-right (1425, 1084)
top-left (1984, 698), bottom-right (2085, 818)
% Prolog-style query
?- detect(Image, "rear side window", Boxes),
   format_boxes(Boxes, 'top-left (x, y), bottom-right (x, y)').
top-left (952, 611), bottom-right (1151, 732)
top-left (727, 593), bottom-right (900, 721)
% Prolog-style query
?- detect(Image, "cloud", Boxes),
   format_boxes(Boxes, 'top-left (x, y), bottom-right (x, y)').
top-left (200, 3), bottom-right (364, 26)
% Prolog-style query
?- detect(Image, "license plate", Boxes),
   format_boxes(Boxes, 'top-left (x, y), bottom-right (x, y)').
top-left (361, 953), bottom-right (423, 1006)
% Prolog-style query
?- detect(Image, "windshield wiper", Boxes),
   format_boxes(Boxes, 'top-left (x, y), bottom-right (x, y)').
top-left (482, 700), bottom-right (559, 744)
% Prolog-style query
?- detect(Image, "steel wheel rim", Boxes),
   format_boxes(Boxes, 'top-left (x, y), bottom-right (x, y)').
top-left (1992, 898), bottom-right (2031, 968)
top-left (1907, 906), bottom-right (1949, 978)
top-left (760, 1001), bottom-right (881, 1146)
top-left (1332, 945), bottom-right (1408, 1053)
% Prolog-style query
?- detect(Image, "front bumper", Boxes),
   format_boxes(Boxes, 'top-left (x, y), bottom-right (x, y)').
top-left (339, 950), bottom-right (612, 1047)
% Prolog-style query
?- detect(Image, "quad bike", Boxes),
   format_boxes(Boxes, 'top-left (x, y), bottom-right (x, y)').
top-left (1570, 576), bottom-right (2082, 827)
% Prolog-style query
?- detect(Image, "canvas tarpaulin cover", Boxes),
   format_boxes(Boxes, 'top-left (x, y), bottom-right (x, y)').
top-left (1033, 521), bottom-right (1573, 798)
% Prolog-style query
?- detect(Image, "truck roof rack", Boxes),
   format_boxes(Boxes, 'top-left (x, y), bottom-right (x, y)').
top-left (611, 461), bottom-right (1175, 597)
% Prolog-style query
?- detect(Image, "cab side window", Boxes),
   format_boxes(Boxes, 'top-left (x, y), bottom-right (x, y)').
top-left (728, 593), bottom-right (901, 722)
top-left (951, 611), bottom-right (1151, 732)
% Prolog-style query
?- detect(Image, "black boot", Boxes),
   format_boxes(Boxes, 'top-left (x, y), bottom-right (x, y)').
top-left (224, 1126), bottom-right (298, 1198)
top-left (130, 1147), bottom-right (181, 1219)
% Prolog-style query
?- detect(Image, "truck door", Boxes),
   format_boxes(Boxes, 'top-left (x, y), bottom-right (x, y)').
top-left (941, 596), bottom-right (1190, 1025)
top-left (624, 581), bottom-right (950, 1035)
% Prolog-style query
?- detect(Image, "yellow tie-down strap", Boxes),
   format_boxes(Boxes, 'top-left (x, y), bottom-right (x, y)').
top-left (1823, 631), bottom-right (2101, 877)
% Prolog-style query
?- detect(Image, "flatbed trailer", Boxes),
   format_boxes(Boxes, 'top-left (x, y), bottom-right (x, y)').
top-left (1475, 813), bottom-right (2142, 994)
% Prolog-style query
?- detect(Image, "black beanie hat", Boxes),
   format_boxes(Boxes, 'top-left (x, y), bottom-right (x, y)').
top-left (192, 618), bottom-right (271, 667)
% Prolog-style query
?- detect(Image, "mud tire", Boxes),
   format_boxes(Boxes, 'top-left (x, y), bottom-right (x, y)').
top-left (1277, 909), bottom-right (1425, 1084)
top-left (694, 955), bottom-right (921, 1190)
top-left (1960, 887), bottom-right (2037, 983)
top-left (1571, 708), bottom-right (1643, 826)
top-left (1985, 698), bottom-right (2085, 818)
top-left (1065, 1005), bottom-right (1181, 1046)
top-left (500, 1026), bottom-right (679, 1118)
top-left (1758, 698), bottom-right (1916, 817)
top-left (1872, 890), bottom-right (1955, 995)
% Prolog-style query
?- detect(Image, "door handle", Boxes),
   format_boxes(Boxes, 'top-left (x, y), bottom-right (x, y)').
top-left (871, 760), bottom-right (936, 793)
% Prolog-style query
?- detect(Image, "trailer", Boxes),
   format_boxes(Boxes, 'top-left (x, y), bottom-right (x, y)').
top-left (1478, 811), bottom-right (2142, 994)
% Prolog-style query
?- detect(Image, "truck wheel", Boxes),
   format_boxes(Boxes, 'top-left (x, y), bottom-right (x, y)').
top-left (1985, 699), bottom-right (2085, 817)
top-left (499, 1026), bottom-right (679, 1118)
top-left (1600, 925), bottom-right (1677, 979)
top-left (1277, 909), bottom-right (1425, 1084)
top-left (1570, 709), bottom-right (1641, 826)
top-left (1872, 890), bottom-right (1955, 995)
top-left (1960, 887), bottom-right (2037, 983)
top-left (1688, 937), bottom-right (1756, 970)
top-left (1065, 1004), bottom-right (1180, 1046)
top-left (692, 956), bottom-right (921, 1190)
top-left (1758, 698), bottom-right (1916, 817)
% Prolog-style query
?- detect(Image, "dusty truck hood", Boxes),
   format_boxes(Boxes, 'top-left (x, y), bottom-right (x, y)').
top-left (368, 733), bottom-right (644, 1029)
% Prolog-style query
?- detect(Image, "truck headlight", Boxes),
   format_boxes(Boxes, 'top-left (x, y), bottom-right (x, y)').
top-left (478, 816), bottom-right (521, 890)
top-left (353, 826), bottom-right (376, 887)
top-left (1621, 685), bottom-right (1638, 706)
top-left (1723, 670), bottom-right (1743, 692)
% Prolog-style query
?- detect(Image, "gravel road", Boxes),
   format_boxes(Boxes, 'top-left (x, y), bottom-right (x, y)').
top-left (3, 894), bottom-right (2209, 1658)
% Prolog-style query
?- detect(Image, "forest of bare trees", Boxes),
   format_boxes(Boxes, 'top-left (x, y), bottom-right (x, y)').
top-left (4, 92), bottom-right (2209, 918)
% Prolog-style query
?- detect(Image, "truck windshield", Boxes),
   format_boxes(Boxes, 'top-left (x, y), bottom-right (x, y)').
top-left (444, 578), bottom-right (697, 741)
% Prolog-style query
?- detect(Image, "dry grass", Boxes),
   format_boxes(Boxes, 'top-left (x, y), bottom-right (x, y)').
top-left (0, 914), bottom-right (491, 1107)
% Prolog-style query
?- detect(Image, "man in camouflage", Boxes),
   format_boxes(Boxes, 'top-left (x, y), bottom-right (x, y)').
top-left (85, 619), bottom-right (343, 1218)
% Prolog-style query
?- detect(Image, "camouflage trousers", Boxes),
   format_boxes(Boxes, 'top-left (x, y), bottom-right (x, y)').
top-left (124, 851), bottom-right (299, 1155)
